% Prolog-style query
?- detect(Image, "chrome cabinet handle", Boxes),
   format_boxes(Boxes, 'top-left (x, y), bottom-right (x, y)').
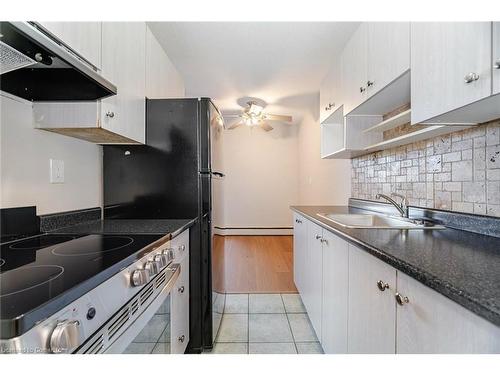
top-left (324, 102), bottom-right (335, 111)
top-left (395, 292), bottom-right (410, 306)
top-left (377, 280), bottom-right (390, 291)
top-left (367, 80), bottom-right (374, 87)
top-left (315, 234), bottom-right (322, 240)
top-left (359, 86), bottom-right (366, 93)
top-left (178, 335), bottom-right (185, 343)
top-left (464, 72), bottom-right (480, 83)
top-left (494, 60), bottom-right (500, 69)
top-left (178, 286), bottom-right (185, 294)
top-left (105, 111), bottom-right (115, 118)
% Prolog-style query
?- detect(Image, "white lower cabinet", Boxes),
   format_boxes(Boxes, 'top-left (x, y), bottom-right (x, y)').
top-left (347, 244), bottom-right (396, 354)
top-left (292, 213), bottom-right (500, 354)
top-left (170, 231), bottom-right (190, 354)
top-left (305, 221), bottom-right (323, 341)
top-left (321, 230), bottom-right (348, 353)
top-left (293, 213), bottom-right (307, 296)
top-left (396, 272), bottom-right (500, 353)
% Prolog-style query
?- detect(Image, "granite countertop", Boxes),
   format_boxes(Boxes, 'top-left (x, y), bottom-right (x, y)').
top-left (291, 205), bottom-right (500, 327)
top-left (49, 218), bottom-right (197, 240)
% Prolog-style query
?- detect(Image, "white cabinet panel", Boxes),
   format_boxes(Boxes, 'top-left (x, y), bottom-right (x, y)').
top-left (494, 22), bottom-right (500, 95)
top-left (348, 245), bottom-right (396, 353)
top-left (39, 22), bottom-right (102, 69)
top-left (101, 22), bottom-right (146, 143)
top-left (305, 221), bottom-right (323, 341)
top-left (171, 253), bottom-right (190, 354)
top-left (396, 272), bottom-right (500, 353)
top-left (411, 22), bottom-right (492, 124)
top-left (146, 27), bottom-right (185, 99)
top-left (341, 24), bottom-right (368, 115)
top-left (367, 22), bottom-right (410, 98)
top-left (320, 61), bottom-right (340, 123)
top-left (321, 231), bottom-right (348, 354)
top-left (293, 213), bottom-right (307, 295)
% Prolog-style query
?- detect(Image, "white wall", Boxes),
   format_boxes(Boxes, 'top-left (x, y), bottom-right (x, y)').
top-left (0, 94), bottom-right (102, 215)
top-left (219, 121), bottom-right (299, 231)
top-left (297, 94), bottom-right (351, 205)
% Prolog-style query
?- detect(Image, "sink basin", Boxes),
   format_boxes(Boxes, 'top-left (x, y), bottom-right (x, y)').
top-left (317, 213), bottom-right (444, 229)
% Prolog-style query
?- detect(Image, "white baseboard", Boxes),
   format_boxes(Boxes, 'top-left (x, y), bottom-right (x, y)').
top-left (213, 227), bottom-right (293, 236)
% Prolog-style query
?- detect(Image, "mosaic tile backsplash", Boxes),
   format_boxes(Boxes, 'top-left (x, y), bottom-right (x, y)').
top-left (351, 119), bottom-right (500, 217)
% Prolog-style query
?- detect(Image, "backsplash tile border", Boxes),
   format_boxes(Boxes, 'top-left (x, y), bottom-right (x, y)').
top-left (351, 119), bottom-right (500, 217)
top-left (39, 207), bottom-right (102, 232)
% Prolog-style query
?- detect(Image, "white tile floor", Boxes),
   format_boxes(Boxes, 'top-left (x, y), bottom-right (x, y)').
top-left (209, 293), bottom-right (324, 354)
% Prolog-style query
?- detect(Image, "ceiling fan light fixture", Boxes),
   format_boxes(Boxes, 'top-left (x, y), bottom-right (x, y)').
top-left (248, 102), bottom-right (264, 116)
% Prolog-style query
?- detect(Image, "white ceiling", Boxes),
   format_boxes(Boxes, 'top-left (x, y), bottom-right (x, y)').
top-left (148, 22), bottom-right (359, 124)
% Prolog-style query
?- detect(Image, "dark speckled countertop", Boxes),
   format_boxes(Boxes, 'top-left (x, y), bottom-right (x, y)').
top-left (291, 205), bottom-right (500, 327)
top-left (50, 218), bottom-right (197, 240)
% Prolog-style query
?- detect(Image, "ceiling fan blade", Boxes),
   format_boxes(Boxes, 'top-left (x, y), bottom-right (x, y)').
top-left (260, 122), bottom-right (273, 132)
top-left (264, 114), bottom-right (292, 122)
top-left (227, 120), bottom-right (243, 130)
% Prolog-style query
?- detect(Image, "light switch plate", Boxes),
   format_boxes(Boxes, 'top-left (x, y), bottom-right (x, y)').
top-left (50, 159), bottom-right (64, 183)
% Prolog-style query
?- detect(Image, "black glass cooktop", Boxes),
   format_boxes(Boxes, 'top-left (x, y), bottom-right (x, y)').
top-left (0, 233), bottom-right (163, 339)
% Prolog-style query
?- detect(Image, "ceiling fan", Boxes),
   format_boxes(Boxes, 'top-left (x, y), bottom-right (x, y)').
top-left (223, 101), bottom-right (292, 132)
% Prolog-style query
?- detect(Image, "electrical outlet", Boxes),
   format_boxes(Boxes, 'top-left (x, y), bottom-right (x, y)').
top-left (50, 159), bottom-right (64, 184)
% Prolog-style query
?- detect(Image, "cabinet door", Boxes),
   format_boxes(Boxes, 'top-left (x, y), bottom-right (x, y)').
top-left (341, 23), bottom-right (368, 115)
top-left (39, 22), bottom-right (102, 69)
top-left (171, 254), bottom-right (190, 354)
top-left (305, 221), bottom-right (323, 341)
top-left (367, 22), bottom-right (410, 97)
top-left (411, 22), bottom-right (492, 124)
top-left (494, 22), bottom-right (500, 95)
top-left (396, 272), bottom-right (500, 353)
top-left (146, 27), bottom-right (185, 98)
top-left (348, 245), bottom-right (396, 353)
top-left (293, 213), bottom-right (306, 295)
top-left (321, 231), bottom-right (348, 354)
top-left (319, 61), bottom-right (340, 123)
top-left (101, 22), bottom-right (146, 143)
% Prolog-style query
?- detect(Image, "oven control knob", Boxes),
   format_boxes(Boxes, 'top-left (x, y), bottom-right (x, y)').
top-left (145, 260), bottom-right (161, 276)
top-left (154, 254), bottom-right (167, 268)
top-left (50, 320), bottom-right (82, 354)
top-left (178, 244), bottom-right (186, 252)
top-left (162, 248), bottom-right (174, 262)
top-left (131, 269), bottom-right (150, 287)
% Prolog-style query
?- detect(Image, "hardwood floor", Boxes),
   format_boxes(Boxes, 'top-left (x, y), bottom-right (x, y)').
top-left (213, 235), bottom-right (297, 294)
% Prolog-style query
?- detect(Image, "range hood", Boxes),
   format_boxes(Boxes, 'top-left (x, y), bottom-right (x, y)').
top-left (0, 22), bottom-right (116, 101)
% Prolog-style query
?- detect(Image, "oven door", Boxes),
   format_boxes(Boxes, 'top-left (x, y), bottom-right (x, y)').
top-left (77, 264), bottom-right (180, 354)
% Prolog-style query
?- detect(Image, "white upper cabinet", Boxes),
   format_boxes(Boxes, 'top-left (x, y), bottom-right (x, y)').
top-left (321, 231), bottom-right (348, 354)
top-left (146, 27), bottom-right (185, 99)
top-left (411, 22), bottom-right (492, 124)
top-left (366, 22), bottom-right (410, 98)
top-left (341, 24), bottom-right (368, 115)
top-left (494, 22), bottom-right (500, 95)
top-left (38, 22), bottom-right (102, 69)
top-left (319, 60), bottom-right (340, 123)
top-left (348, 244), bottom-right (396, 354)
top-left (101, 22), bottom-right (146, 143)
top-left (396, 272), bottom-right (500, 353)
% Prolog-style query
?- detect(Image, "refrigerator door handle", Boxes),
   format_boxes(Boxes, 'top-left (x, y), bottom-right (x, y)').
top-left (199, 171), bottom-right (225, 178)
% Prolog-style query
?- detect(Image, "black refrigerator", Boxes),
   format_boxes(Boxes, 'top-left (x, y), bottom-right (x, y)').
top-left (103, 98), bottom-right (225, 352)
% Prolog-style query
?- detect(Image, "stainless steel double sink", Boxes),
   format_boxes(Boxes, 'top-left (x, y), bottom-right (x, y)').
top-left (317, 213), bottom-right (444, 230)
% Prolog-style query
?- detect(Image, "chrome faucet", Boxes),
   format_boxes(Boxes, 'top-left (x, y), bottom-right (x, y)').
top-left (375, 193), bottom-right (409, 218)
